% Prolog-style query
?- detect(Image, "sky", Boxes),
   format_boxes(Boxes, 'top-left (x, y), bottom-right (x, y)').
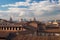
top-left (0, 0), bottom-right (60, 21)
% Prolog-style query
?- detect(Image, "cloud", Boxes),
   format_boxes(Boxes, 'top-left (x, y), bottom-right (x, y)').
top-left (19, 11), bottom-right (26, 17)
top-left (0, 0), bottom-right (60, 21)
top-left (1, 1), bottom-right (30, 7)
top-left (0, 14), bottom-right (3, 17)
top-left (26, 0), bottom-right (31, 2)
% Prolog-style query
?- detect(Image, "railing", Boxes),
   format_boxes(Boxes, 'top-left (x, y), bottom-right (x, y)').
top-left (0, 36), bottom-right (60, 40)
top-left (12, 35), bottom-right (60, 40)
top-left (0, 37), bottom-right (6, 40)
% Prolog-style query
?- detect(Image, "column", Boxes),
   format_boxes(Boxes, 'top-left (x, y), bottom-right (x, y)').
top-left (13, 27), bottom-right (14, 30)
top-left (14, 27), bottom-right (16, 30)
top-left (0, 27), bottom-right (2, 30)
top-left (5, 27), bottom-right (6, 30)
top-left (10, 27), bottom-right (11, 30)
top-left (7, 27), bottom-right (9, 30)
top-left (3, 27), bottom-right (5, 30)
top-left (9, 27), bottom-right (10, 30)
top-left (17, 27), bottom-right (19, 30)
top-left (11, 27), bottom-right (13, 30)
top-left (16, 27), bottom-right (17, 30)
top-left (6, 27), bottom-right (7, 30)
top-left (19, 27), bottom-right (21, 30)
top-left (21, 27), bottom-right (23, 31)
top-left (2, 27), bottom-right (3, 30)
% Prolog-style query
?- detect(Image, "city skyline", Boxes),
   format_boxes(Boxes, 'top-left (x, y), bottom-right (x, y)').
top-left (0, 0), bottom-right (60, 21)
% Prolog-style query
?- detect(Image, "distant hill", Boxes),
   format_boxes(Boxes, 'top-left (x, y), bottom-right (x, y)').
top-left (48, 20), bottom-right (60, 22)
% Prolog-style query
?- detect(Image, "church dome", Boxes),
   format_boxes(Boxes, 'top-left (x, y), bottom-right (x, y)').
top-left (52, 20), bottom-right (59, 27)
top-left (53, 22), bottom-right (58, 25)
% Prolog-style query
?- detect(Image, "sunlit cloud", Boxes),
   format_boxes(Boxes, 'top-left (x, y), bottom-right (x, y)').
top-left (0, 0), bottom-right (60, 21)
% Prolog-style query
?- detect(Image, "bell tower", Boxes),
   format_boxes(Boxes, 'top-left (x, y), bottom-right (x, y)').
top-left (10, 16), bottom-right (12, 22)
top-left (33, 17), bottom-right (36, 21)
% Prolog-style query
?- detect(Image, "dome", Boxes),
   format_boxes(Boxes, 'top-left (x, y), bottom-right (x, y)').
top-left (52, 20), bottom-right (58, 25)
top-left (53, 22), bottom-right (58, 25)
top-left (48, 22), bottom-right (51, 24)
